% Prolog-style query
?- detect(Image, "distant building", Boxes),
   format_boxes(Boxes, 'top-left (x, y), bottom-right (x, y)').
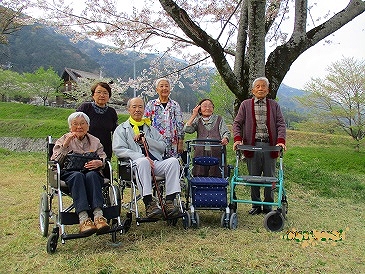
top-left (58, 67), bottom-right (126, 108)
top-left (61, 67), bottom-right (102, 93)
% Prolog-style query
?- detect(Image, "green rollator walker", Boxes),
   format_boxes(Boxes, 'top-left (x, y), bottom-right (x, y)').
top-left (230, 145), bottom-right (288, 232)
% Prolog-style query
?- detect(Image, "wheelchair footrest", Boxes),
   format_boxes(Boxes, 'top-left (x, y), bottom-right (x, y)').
top-left (136, 217), bottom-right (160, 223)
top-left (96, 225), bottom-right (124, 235)
top-left (163, 212), bottom-right (186, 220)
top-left (61, 232), bottom-right (93, 240)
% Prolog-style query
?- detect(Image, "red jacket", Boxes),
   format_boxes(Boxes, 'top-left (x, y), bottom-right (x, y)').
top-left (232, 98), bottom-right (286, 158)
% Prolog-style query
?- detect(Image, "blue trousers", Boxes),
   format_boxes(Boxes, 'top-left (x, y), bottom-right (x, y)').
top-left (61, 170), bottom-right (104, 214)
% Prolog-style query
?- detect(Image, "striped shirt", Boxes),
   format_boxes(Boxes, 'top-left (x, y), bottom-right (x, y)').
top-left (254, 98), bottom-right (269, 140)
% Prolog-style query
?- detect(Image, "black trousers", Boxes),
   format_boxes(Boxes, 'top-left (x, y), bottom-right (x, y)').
top-left (246, 142), bottom-right (275, 209)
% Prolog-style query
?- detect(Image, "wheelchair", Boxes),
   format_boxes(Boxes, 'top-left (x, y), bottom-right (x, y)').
top-left (117, 157), bottom-right (190, 229)
top-left (184, 139), bottom-right (237, 229)
top-left (230, 145), bottom-right (288, 232)
top-left (39, 136), bottom-right (129, 254)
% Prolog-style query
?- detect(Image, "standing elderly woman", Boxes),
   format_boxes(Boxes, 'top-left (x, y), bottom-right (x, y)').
top-left (184, 98), bottom-right (230, 177)
top-left (51, 112), bottom-right (110, 235)
top-left (144, 78), bottom-right (184, 158)
top-left (77, 82), bottom-right (118, 160)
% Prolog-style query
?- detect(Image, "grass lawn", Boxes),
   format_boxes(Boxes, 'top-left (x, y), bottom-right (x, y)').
top-left (0, 102), bottom-right (364, 273)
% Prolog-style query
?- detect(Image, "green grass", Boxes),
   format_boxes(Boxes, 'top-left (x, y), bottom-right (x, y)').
top-left (0, 102), bottom-right (129, 138)
top-left (0, 102), bottom-right (365, 273)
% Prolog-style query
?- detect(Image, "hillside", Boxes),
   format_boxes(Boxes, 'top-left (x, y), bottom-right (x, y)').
top-left (0, 23), bottom-right (304, 112)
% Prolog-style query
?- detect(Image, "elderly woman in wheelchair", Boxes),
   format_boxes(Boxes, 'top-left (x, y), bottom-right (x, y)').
top-left (51, 112), bottom-right (110, 235)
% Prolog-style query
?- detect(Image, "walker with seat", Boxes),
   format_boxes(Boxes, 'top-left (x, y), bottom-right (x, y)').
top-left (184, 139), bottom-right (237, 229)
top-left (230, 145), bottom-right (288, 232)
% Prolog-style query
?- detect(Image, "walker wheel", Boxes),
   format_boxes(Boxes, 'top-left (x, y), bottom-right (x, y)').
top-left (221, 212), bottom-right (230, 228)
top-left (39, 192), bottom-right (49, 237)
top-left (229, 212), bottom-right (238, 229)
top-left (263, 211), bottom-right (285, 232)
top-left (191, 212), bottom-right (200, 228)
top-left (281, 197), bottom-right (288, 220)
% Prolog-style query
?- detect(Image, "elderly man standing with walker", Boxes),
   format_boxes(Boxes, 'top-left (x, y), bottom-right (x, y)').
top-left (232, 77), bottom-right (287, 215)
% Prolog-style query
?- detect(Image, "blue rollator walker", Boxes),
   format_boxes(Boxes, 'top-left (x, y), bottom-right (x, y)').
top-left (230, 145), bottom-right (287, 232)
top-left (185, 139), bottom-right (237, 229)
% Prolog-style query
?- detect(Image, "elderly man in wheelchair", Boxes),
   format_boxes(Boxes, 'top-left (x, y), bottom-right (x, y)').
top-left (50, 112), bottom-right (110, 235)
top-left (113, 97), bottom-right (181, 219)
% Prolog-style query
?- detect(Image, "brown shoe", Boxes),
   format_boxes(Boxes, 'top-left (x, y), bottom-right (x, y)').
top-left (94, 216), bottom-right (110, 234)
top-left (146, 201), bottom-right (163, 219)
top-left (165, 200), bottom-right (179, 217)
top-left (79, 218), bottom-right (97, 235)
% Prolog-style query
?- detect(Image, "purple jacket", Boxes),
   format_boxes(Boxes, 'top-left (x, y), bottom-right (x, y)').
top-left (233, 98), bottom-right (286, 157)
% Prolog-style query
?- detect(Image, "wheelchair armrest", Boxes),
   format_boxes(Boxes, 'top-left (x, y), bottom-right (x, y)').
top-left (47, 160), bottom-right (62, 189)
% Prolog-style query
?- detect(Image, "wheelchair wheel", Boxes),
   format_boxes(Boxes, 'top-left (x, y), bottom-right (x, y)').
top-left (167, 218), bottom-right (178, 226)
top-left (39, 192), bottom-right (49, 237)
top-left (229, 212), bottom-right (238, 229)
top-left (263, 211), bottom-right (285, 232)
top-left (46, 232), bottom-right (59, 254)
top-left (110, 219), bottom-right (117, 243)
top-left (123, 212), bottom-right (133, 234)
top-left (191, 211), bottom-right (200, 228)
top-left (182, 211), bottom-right (191, 229)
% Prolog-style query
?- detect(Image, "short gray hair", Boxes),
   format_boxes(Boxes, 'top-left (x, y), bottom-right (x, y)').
top-left (68, 112), bottom-right (90, 128)
top-left (252, 77), bottom-right (269, 89)
top-left (126, 97), bottom-right (144, 109)
top-left (155, 77), bottom-right (171, 88)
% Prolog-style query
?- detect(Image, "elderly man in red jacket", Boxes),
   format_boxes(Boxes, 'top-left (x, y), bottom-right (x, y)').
top-left (233, 77), bottom-right (287, 215)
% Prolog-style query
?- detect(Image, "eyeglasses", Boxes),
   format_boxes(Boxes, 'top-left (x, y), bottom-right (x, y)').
top-left (95, 91), bottom-right (109, 96)
top-left (71, 122), bottom-right (88, 127)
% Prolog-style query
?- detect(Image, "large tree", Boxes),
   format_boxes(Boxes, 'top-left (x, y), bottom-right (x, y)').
top-left (298, 57), bottom-right (365, 143)
top-left (28, 0), bottom-right (365, 104)
top-left (23, 67), bottom-right (63, 106)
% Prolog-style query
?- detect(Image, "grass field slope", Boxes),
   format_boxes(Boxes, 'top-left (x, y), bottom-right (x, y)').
top-left (0, 101), bottom-right (364, 273)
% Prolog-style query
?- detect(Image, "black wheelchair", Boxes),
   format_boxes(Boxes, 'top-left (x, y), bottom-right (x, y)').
top-left (117, 158), bottom-right (190, 229)
top-left (39, 136), bottom-right (130, 254)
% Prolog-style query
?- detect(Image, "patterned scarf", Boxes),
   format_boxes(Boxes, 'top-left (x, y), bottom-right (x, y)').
top-left (92, 102), bottom-right (108, 114)
top-left (129, 116), bottom-right (151, 135)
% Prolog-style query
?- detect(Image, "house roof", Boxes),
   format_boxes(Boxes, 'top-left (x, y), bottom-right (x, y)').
top-left (61, 67), bottom-right (101, 82)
